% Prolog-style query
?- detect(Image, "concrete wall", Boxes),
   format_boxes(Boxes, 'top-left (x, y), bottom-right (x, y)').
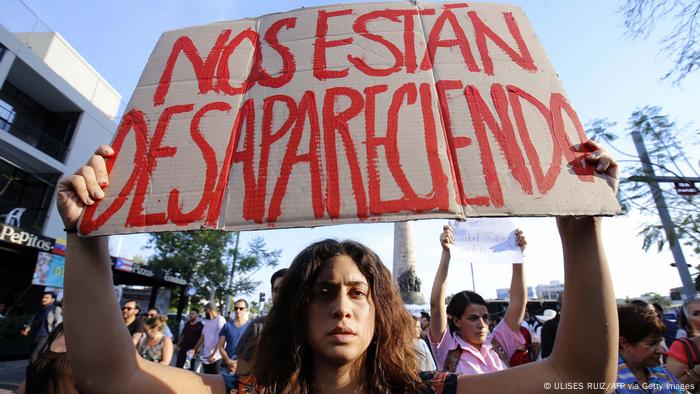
top-left (0, 25), bottom-right (118, 240)
top-left (13, 32), bottom-right (121, 119)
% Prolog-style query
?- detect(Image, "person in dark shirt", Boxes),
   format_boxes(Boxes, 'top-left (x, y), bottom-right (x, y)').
top-left (122, 299), bottom-right (144, 345)
top-left (233, 268), bottom-right (287, 375)
top-left (21, 291), bottom-right (62, 363)
top-left (176, 309), bottom-right (204, 370)
top-left (653, 303), bottom-right (679, 348)
top-left (540, 293), bottom-right (563, 359)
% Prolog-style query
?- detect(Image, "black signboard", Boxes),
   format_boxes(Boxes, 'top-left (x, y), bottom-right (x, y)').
top-left (0, 224), bottom-right (55, 252)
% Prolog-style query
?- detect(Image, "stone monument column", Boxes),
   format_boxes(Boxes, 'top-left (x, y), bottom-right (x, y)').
top-left (393, 221), bottom-right (425, 305)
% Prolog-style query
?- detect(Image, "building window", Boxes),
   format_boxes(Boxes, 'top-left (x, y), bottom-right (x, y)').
top-left (0, 158), bottom-right (59, 233)
top-left (0, 44), bottom-right (5, 62)
top-left (0, 82), bottom-right (79, 162)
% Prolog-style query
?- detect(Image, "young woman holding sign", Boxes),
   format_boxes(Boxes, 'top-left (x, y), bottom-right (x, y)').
top-left (430, 227), bottom-right (528, 374)
top-left (57, 142), bottom-right (618, 392)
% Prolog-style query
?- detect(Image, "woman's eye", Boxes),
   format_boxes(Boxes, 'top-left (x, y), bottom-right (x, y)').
top-left (351, 289), bottom-right (367, 297)
top-left (317, 288), bottom-right (330, 298)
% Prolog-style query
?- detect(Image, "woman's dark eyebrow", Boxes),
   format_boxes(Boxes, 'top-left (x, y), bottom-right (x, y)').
top-left (315, 280), bottom-right (368, 287)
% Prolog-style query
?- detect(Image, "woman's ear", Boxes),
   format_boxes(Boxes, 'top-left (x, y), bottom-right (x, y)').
top-left (450, 315), bottom-right (462, 329)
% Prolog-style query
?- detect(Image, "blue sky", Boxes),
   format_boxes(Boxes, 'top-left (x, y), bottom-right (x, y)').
top-left (4, 0), bottom-right (699, 303)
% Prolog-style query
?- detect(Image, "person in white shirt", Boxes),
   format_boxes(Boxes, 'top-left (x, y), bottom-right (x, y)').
top-left (192, 303), bottom-right (226, 374)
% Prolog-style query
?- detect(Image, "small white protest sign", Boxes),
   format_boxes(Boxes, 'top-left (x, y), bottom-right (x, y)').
top-left (448, 218), bottom-right (524, 264)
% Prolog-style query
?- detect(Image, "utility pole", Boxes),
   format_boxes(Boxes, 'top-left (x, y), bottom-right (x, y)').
top-left (224, 231), bottom-right (241, 316)
top-left (631, 130), bottom-right (696, 299)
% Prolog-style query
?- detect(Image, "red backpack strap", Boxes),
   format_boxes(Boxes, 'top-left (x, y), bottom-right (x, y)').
top-left (678, 338), bottom-right (700, 367)
top-left (687, 339), bottom-right (700, 365)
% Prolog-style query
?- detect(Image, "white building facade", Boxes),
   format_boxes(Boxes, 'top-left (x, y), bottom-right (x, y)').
top-left (535, 280), bottom-right (565, 300)
top-left (0, 24), bottom-right (119, 312)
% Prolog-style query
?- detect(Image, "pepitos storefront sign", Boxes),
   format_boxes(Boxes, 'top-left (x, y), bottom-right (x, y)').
top-left (0, 224), bottom-right (55, 252)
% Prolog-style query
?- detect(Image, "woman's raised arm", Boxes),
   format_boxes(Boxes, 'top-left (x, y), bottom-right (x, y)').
top-left (501, 230), bottom-right (527, 333)
top-left (59, 145), bottom-right (224, 394)
top-left (429, 225), bottom-right (453, 342)
top-left (455, 141), bottom-right (619, 393)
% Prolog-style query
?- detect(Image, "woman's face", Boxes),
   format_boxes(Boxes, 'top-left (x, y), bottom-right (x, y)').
top-left (620, 334), bottom-right (664, 368)
top-left (306, 255), bottom-right (375, 367)
top-left (454, 303), bottom-right (490, 346)
top-left (146, 326), bottom-right (160, 338)
top-left (687, 301), bottom-right (700, 334)
top-left (414, 319), bottom-right (422, 338)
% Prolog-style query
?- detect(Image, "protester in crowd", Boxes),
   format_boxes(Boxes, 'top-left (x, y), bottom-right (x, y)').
top-left (143, 308), bottom-right (174, 338)
top-left (121, 299), bottom-right (143, 346)
top-left (176, 309), bottom-right (204, 370)
top-left (532, 308), bottom-right (555, 336)
top-left (654, 303), bottom-right (665, 318)
top-left (429, 227), bottom-right (527, 374)
top-left (17, 323), bottom-right (78, 394)
top-left (540, 294), bottom-right (563, 359)
top-left (665, 295), bottom-right (700, 392)
top-left (519, 310), bottom-right (539, 362)
top-left (629, 300), bottom-right (669, 354)
top-left (132, 308), bottom-right (173, 344)
top-left (521, 310), bottom-right (532, 331)
top-left (233, 268), bottom-right (287, 375)
top-left (655, 303), bottom-right (680, 348)
top-left (137, 316), bottom-right (173, 365)
top-left (631, 299), bottom-right (655, 313)
top-left (678, 308), bottom-right (691, 339)
top-left (614, 305), bottom-right (683, 393)
top-left (58, 142), bottom-right (618, 392)
top-left (413, 316), bottom-right (437, 371)
top-left (420, 311), bottom-right (431, 336)
top-left (216, 299), bottom-right (251, 374)
top-left (419, 311), bottom-right (436, 361)
top-left (192, 302), bottom-right (226, 374)
top-left (533, 308), bottom-right (556, 360)
top-left (20, 291), bottom-right (63, 363)
top-left (509, 325), bottom-right (535, 366)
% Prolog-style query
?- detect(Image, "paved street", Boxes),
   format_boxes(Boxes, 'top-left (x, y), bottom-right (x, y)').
top-left (0, 359), bottom-right (25, 394)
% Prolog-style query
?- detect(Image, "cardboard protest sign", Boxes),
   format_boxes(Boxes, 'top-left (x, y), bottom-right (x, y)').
top-left (448, 218), bottom-right (523, 264)
top-left (79, 2), bottom-right (620, 236)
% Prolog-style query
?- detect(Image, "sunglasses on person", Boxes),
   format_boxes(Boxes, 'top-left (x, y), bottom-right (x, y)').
top-left (146, 313), bottom-right (157, 317)
top-left (234, 307), bottom-right (246, 311)
top-left (122, 306), bottom-right (135, 311)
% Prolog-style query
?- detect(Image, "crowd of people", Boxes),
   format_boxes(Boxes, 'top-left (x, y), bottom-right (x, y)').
top-left (14, 141), bottom-right (694, 393)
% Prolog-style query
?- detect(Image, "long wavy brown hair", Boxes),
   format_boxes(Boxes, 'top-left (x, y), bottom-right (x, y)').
top-left (251, 239), bottom-right (421, 392)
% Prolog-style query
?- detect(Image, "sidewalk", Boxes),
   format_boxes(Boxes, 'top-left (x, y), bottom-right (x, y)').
top-left (0, 359), bottom-right (25, 394)
top-left (0, 352), bottom-right (185, 393)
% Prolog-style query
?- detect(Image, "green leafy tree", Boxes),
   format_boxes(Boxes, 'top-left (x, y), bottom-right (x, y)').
top-left (641, 292), bottom-right (672, 308)
top-left (224, 236), bottom-right (281, 309)
top-left (147, 232), bottom-right (281, 310)
top-left (148, 231), bottom-right (231, 308)
top-left (587, 106), bottom-right (700, 256)
top-left (620, 0), bottom-right (700, 84)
